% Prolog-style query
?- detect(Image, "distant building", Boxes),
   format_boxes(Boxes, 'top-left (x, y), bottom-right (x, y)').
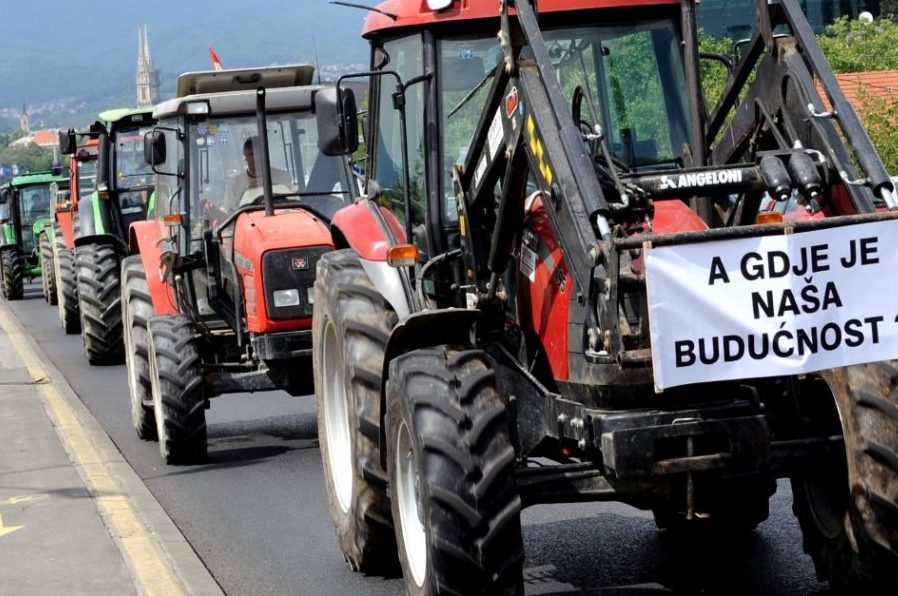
top-left (136, 25), bottom-right (160, 108)
top-left (698, 0), bottom-right (881, 40)
top-left (11, 129), bottom-right (61, 149)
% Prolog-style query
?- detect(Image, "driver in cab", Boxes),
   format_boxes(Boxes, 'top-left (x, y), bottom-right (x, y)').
top-left (222, 136), bottom-right (292, 214)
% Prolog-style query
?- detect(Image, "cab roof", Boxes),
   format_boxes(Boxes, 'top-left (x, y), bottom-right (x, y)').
top-left (3, 171), bottom-right (69, 188)
top-left (99, 107), bottom-right (155, 124)
top-left (175, 64), bottom-right (315, 98)
top-left (362, 0), bottom-right (680, 37)
top-left (153, 64), bottom-right (318, 120)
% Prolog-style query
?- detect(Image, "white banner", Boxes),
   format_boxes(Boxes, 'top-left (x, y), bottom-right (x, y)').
top-left (645, 219), bottom-right (898, 390)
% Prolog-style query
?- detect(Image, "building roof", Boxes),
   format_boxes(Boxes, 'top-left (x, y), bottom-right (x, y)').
top-left (818, 70), bottom-right (898, 109)
top-left (8, 129), bottom-right (63, 149)
top-left (31, 130), bottom-right (59, 148)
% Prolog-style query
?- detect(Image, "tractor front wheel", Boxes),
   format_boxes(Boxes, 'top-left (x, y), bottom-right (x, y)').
top-left (792, 361), bottom-right (898, 593)
top-left (147, 315), bottom-right (206, 464)
top-left (40, 233), bottom-right (57, 305)
top-left (313, 249), bottom-right (398, 574)
top-left (122, 255), bottom-right (156, 440)
top-left (385, 346), bottom-right (524, 596)
top-left (54, 223), bottom-right (79, 333)
top-left (76, 242), bottom-right (123, 364)
top-left (1, 247), bottom-right (24, 300)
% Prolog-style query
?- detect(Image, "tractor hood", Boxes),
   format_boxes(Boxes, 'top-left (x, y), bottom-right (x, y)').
top-left (233, 207), bottom-right (334, 334)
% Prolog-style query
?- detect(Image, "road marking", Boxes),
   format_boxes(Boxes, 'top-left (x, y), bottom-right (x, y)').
top-left (1, 494), bottom-right (48, 506)
top-left (0, 513), bottom-right (24, 538)
top-left (0, 307), bottom-right (186, 596)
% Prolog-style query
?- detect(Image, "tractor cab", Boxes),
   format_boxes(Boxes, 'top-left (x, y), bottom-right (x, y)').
top-left (0, 171), bottom-right (69, 299)
top-left (55, 134), bottom-right (99, 249)
top-left (322, 0), bottom-right (698, 273)
top-left (145, 64), bottom-right (356, 335)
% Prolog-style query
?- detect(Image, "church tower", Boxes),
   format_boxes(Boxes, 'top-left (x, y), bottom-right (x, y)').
top-left (136, 25), bottom-right (160, 108)
top-left (19, 101), bottom-right (29, 133)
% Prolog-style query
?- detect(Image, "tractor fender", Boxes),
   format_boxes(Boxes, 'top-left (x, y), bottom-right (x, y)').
top-left (331, 200), bottom-right (415, 317)
top-left (55, 208), bottom-right (76, 249)
top-left (330, 199), bottom-right (406, 261)
top-left (360, 258), bottom-right (412, 320)
top-left (0, 223), bottom-right (15, 248)
top-left (378, 308), bottom-right (481, 465)
top-left (128, 220), bottom-right (177, 316)
top-left (73, 191), bottom-right (118, 248)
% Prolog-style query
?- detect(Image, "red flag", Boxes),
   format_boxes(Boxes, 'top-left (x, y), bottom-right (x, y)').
top-left (209, 47), bottom-right (224, 71)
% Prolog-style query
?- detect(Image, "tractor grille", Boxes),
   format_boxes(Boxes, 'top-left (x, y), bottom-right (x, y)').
top-left (261, 246), bottom-right (329, 320)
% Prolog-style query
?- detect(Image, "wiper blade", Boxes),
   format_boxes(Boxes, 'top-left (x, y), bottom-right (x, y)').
top-left (448, 65), bottom-right (498, 118)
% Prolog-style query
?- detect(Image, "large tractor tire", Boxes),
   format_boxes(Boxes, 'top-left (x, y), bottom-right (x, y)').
top-left (40, 232), bottom-right (57, 305)
top-left (76, 242), bottom-right (124, 365)
top-left (54, 223), bottom-right (80, 333)
top-left (385, 347), bottom-right (524, 596)
top-left (0, 247), bottom-right (24, 300)
top-left (792, 361), bottom-right (898, 594)
top-left (147, 315), bottom-right (206, 464)
top-left (313, 249), bottom-right (398, 573)
top-left (122, 255), bottom-right (156, 441)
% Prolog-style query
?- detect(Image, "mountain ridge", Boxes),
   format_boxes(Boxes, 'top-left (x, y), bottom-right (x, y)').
top-left (1, 0), bottom-right (369, 129)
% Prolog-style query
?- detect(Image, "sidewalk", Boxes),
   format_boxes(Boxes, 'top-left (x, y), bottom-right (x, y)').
top-left (0, 302), bottom-right (223, 596)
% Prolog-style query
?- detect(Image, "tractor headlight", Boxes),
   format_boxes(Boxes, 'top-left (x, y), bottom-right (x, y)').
top-left (306, 287), bottom-right (315, 305)
top-left (272, 289), bottom-right (300, 308)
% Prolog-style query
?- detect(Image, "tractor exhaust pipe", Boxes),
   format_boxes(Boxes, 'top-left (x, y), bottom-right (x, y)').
top-left (255, 87), bottom-right (274, 217)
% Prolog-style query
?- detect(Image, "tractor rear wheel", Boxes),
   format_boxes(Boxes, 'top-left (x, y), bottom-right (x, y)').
top-left (313, 249), bottom-right (397, 573)
top-left (54, 223), bottom-right (79, 333)
top-left (122, 255), bottom-right (156, 441)
top-left (385, 347), bottom-right (524, 596)
top-left (147, 315), bottom-right (206, 464)
top-left (40, 232), bottom-right (57, 305)
top-left (76, 242), bottom-right (123, 364)
top-left (1, 247), bottom-right (24, 300)
top-left (792, 361), bottom-right (898, 593)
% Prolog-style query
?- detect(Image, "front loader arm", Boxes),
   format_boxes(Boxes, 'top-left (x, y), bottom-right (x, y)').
top-left (708, 0), bottom-right (895, 214)
top-left (453, 0), bottom-right (612, 315)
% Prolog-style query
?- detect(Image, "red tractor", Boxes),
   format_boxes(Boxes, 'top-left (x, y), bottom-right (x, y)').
top-left (312, 0), bottom-right (898, 594)
top-left (53, 134), bottom-right (99, 331)
top-left (127, 64), bottom-right (357, 463)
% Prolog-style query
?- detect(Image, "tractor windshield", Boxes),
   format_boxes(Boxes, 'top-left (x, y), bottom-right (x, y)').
top-left (546, 19), bottom-right (690, 171)
top-left (438, 18), bottom-right (690, 214)
top-left (17, 184), bottom-right (52, 253)
top-left (77, 158), bottom-right (98, 202)
top-left (189, 110), bottom-right (352, 221)
top-left (113, 125), bottom-right (156, 216)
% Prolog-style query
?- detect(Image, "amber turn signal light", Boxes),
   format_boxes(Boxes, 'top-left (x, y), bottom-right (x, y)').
top-left (755, 212), bottom-right (783, 225)
top-left (387, 244), bottom-right (418, 268)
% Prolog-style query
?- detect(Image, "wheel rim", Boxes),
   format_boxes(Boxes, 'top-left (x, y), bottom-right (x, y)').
top-left (149, 340), bottom-right (168, 449)
top-left (123, 290), bottom-right (141, 411)
top-left (321, 320), bottom-right (353, 513)
top-left (395, 418), bottom-right (427, 587)
top-left (803, 476), bottom-right (847, 540)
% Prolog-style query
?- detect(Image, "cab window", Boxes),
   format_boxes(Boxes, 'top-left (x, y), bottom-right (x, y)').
top-left (370, 35), bottom-right (426, 231)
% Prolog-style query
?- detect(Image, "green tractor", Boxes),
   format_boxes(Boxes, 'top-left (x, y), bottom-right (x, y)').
top-left (59, 108), bottom-right (156, 364)
top-left (0, 171), bottom-right (69, 301)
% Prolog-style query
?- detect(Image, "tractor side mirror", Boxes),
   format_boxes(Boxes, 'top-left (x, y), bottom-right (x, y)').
top-left (144, 130), bottom-right (166, 166)
top-left (315, 86), bottom-right (359, 157)
top-left (59, 130), bottom-right (77, 155)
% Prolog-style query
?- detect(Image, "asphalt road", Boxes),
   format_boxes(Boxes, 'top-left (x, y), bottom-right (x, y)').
top-left (9, 280), bottom-right (830, 596)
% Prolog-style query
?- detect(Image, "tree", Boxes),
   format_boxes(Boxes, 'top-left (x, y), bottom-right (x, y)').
top-left (0, 142), bottom-right (55, 182)
top-left (818, 16), bottom-right (898, 73)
